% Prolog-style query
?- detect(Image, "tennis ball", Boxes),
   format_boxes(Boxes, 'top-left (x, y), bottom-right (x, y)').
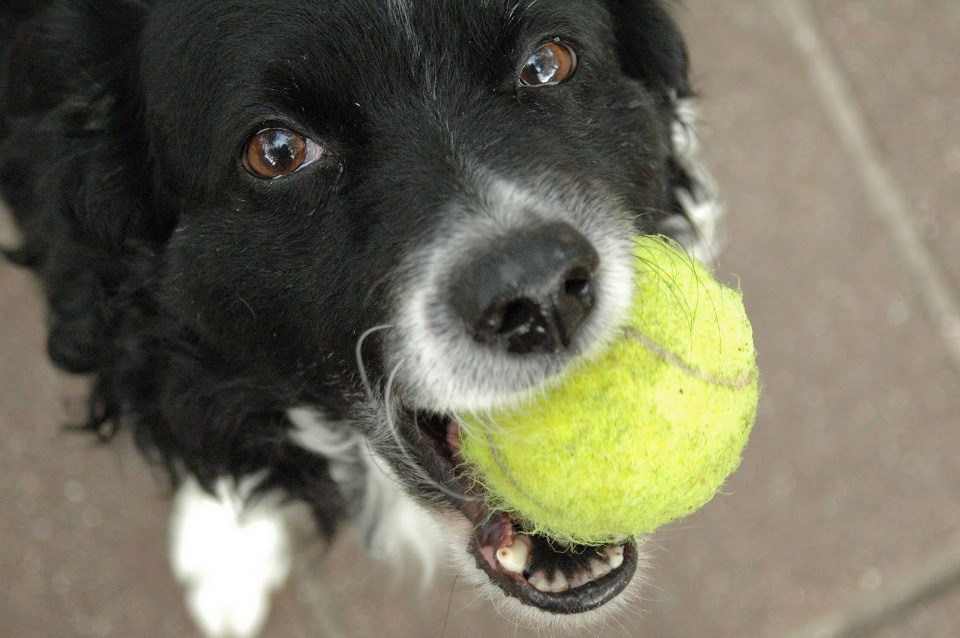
top-left (458, 235), bottom-right (759, 545)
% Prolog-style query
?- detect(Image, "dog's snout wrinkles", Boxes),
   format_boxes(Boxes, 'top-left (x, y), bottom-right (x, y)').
top-left (451, 222), bottom-right (599, 355)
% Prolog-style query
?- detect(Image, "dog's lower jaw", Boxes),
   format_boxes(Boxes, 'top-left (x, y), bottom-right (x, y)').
top-left (371, 495), bottom-right (649, 631)
top-left (444, 525), bottom-right (649, 632)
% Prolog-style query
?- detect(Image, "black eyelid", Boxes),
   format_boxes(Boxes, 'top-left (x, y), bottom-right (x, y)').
top-left (240, 119), bottom-right (297, 148)
top-left (519, 33), bottom-right (582, 62)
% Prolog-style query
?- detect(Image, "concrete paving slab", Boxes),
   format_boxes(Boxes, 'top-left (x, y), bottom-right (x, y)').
top-left (812, 0), bottom-right (960, 295)
top-left (637, 2), bottom-right (960, 636)
top-left (0, 265), bottom-right (196, 638)
top-left (785, 545), bottom-right (960, 638)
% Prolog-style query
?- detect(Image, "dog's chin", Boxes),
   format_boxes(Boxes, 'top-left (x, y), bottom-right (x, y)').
top-left (397, 407), bottom-right (645, 620)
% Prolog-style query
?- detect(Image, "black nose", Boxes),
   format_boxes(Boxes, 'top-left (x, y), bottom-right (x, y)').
top-left (450, 222), bottom-right (600, 355)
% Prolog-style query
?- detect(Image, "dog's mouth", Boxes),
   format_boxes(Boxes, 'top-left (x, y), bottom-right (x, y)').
top-left (408, 410), bottom-right (638, 614)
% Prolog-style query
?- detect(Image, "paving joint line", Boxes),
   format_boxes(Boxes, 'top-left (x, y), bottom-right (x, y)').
top-left (784, 545), bottom-right (960, 638)
top-left (773, 0), bottom-right (960, 373)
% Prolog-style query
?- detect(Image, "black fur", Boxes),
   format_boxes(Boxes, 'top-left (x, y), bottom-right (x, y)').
top-left (1, 0), bottom-right (697, 621)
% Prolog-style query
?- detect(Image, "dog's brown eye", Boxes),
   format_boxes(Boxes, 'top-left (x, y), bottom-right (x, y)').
top-left (518, 41), bottom-right (577, 87)
top-left (244, 128), bottom-right (321, 179)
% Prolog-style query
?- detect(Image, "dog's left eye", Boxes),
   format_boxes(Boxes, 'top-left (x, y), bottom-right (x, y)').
top-left (518, 41), bottom-right (578, 87)
top-left (244, 128), bottom-right (323, 179)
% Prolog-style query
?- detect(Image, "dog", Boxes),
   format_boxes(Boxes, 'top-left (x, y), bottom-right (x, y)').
top-left (0, 1), bottom-right (720, 636)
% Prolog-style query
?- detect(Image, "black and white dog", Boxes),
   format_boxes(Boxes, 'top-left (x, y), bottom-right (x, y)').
top-left (0, 1), bottom-right (720, 635)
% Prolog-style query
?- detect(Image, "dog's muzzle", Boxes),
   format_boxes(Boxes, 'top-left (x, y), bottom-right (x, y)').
top-left (379, 186), bottom-right (641, 613)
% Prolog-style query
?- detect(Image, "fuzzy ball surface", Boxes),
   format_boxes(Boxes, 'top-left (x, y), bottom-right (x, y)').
top-left (458, 235), bottom-right (759, 545)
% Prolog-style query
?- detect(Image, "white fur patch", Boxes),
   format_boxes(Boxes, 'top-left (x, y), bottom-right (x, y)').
top-left (662, 98), bottom-right (724, 265)
top-left (169, 476), bottom-right (291, 638)
top-left (358, 448), bottom-right (445, 581)
top-left (288, 407), bottom-right (443, 581)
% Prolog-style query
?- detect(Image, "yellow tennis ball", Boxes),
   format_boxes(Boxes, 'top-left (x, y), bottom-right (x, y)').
top-left (458, 235), bottom-right (759, 545)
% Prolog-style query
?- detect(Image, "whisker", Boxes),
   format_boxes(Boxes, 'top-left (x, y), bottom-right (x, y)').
top-left (355, 323), bottom-right (393, 398)
top-left (380, 365), bottom-right (480, 504)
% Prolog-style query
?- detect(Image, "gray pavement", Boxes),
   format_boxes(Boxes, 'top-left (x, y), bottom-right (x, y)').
top-left (2, 1), bottom-right (959, 636)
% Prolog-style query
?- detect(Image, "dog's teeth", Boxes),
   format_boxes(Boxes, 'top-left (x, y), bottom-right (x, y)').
top-left (589, 557), bottom-right (612, 579)
top-left (496, 534), bottom-right (532, 574)
top-left (528, 571), bottom-right (550, 593)
top-left (604, 545), bottom-right (625, 569)
top-left (553, 538), bottom-right (570, 550)
top-left (506, 539), bottom-right (624, 591)
top-left (568, 570), bottom-right (593, 589)
top-left (550, 570), bottom-right (570, 593)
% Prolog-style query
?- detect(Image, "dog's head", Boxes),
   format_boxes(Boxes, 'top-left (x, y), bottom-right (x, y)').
top-left (2, 0), bottom-right (715, 624)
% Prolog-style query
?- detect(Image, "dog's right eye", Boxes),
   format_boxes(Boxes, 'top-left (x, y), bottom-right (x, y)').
top-left (244, 128), bottom-right (323, 179)
top-left (518, 41), bottom-right (578, 88)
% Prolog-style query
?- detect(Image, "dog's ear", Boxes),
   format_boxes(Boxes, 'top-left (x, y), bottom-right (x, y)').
top-left (1, 0), bottom-right (170, 255)
top-left (1, 1), bottom-right (165, 373)
top-left (605, 2), bottom-right (721, 259)
top-left (605, 0), bottom-right (691, 100)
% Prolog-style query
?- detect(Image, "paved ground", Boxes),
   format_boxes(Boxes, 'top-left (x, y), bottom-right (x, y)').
top-left (2, 1), bottom-right (959, 636)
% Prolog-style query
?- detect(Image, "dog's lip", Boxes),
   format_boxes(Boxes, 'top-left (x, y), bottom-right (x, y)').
top-left (469, 513), bottom-right (639, 614)
top-left (406, 410), bottom-right (638, 613)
